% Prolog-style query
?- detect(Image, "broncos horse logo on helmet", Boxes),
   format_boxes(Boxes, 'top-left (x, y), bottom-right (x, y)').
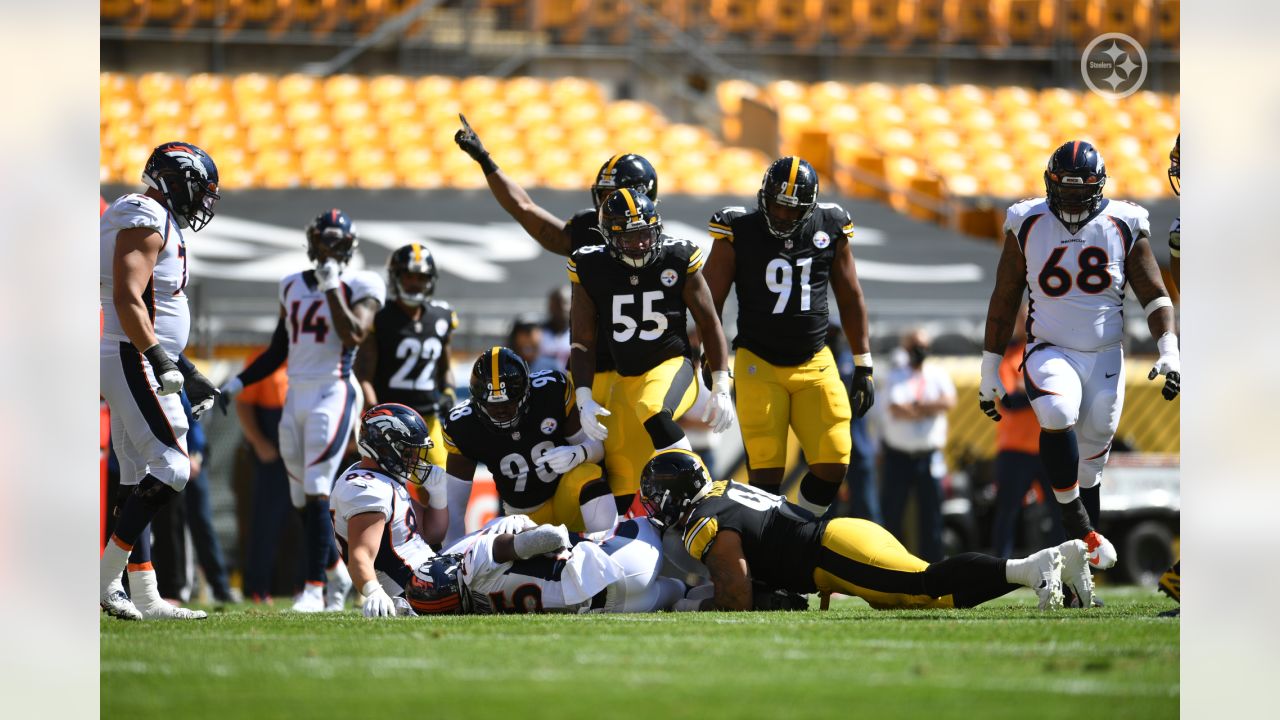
top-left (639, 449), bottom-right (715, 528)
top-left (306, 208), bottom-right (359, 265)
top-left (356, 403), bottom-right (435, 487)
top-left (142, 141), bottom-right (220, 232)
top-left (591, 153), bottom-right (659, 211)
top-left (598, 188), bottom-right (663, 269)
top-left (405, 553), bottom-right (470, 614)
top-left (1045, 140), bottom-right (1107, 230)
top-left (387, 242), bottom-right (439, 307)
top-left (469, 347), bottom-right (532, 430)
top-left (758, 156), bottom-right (819, 239)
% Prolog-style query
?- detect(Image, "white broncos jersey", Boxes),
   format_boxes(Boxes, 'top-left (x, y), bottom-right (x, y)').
top-left (330, 463), bottom-right (436, 593)
top-left (443, 516), bottom-right (627, 614)
top-left (1006, 197), bottom-right (1150, 352)
top-left (279, 268), bottom-right (385, 381)
top-left (100, 193), bottom-right (189, 356)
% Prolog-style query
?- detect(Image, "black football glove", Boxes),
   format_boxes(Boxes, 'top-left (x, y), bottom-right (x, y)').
top-left (752, 584), bottom-right (810, 611)
top-left (177, 355), bottom-right (219, 420)
top-left (849, 365), bottom-right (874, 418)
top-left (454, 114), bottom-right (498, 175)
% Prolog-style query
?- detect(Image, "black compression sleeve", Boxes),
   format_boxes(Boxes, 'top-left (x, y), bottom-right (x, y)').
top-left (238, 317), bottom-right (289, 387)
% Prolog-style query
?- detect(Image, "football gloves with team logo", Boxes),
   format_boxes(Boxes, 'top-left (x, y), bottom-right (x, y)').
top-left (1148, 333), bottom-right (1181, 401)
top-left (978, 351), bottom-right (1007, 421)
top-left (143, 344), bottom-right (184, 396)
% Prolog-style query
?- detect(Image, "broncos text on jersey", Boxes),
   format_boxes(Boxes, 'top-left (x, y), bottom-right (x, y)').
top-left (280, 268), bottom-right (386, 381)
top-left (330, 462), bottom-right (436, 594)
top-left (442, 368), bottom-right (578, 511)
top-left (1006, 197), bottom-right (1150, 352)
top-left (371, 299), bottom-right (457, 417)
top-left (566, 236), bottom-right (704, 376)
top-left (709, 203), bottom-right (854, 366)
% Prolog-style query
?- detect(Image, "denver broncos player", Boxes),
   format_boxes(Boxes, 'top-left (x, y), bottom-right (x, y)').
top-left (443, 347), bottom-right (616, 534)
top-left (331, 403), bottom-right (450, 617)
top-left (641, 450), bottom-right (1091, 611)
top-left (1168, 135), bottom-right (1180, 290)
top-left (406, 514), bottom-right (683, 614)
top-left (978, 141), bottom-right (1180, 586)
top-left (100, 141), bottom-right (220, 620)
top-left (355, 243), bottom-right (457, 482)
top-left (219, 209), bottom-right (387, 612)
top-left (567, 189), bottom-right (735, 508)
top-left (455, 114), bottom-right (663, 512)
top-left (704, 156), bottom-right (875, 514)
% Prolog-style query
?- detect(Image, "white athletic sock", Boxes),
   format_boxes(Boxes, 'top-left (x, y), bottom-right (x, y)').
top-left (127, 568), bottom-right (164, 608)
top-left (1004, 549), bottom-right (1048, 587)
top-left (579, 495), bottom-right (619, 533)
top-left (100, 541), bottom-right (130, 595)
top-left (793, 491), bottom-right (829, 517)
top-left (655, 437), bottom-right (692, 452)
top-left (328, 557), bottom-right (351, 586)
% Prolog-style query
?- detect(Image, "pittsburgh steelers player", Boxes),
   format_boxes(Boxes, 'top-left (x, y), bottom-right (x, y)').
top-left (703, 156), bottom-right (874, 514)
top-left (641, 450), bottom-right (1092, 612)
top-left (442, 347), bottom-right (617, 534)
top-left (354, 242), bottom-right (457, 507)
top-left (454, 114), bottom-right (663, 511)
top-left (567, 189), bottom-right (735, 511)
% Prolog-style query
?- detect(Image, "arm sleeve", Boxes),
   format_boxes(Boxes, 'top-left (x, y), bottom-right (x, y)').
top-left (238, 316), bottom-right (289, 387)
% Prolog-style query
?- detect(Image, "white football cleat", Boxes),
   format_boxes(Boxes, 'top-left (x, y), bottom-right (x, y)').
top-left (291, 583), bottom-right (325, 613)
top-left (1084, 531), bottom-right (1118, 570)
top-left (139, 601), bottom-right (207, 621)
top-left (100, 577), bottom-right (142, 621)
top-left (1058, 539), bottom-right (1094, 608)
top-left (325, 563), bottom-right (352, 612)
top-left (1030, 546), bottom-right (1064, 610)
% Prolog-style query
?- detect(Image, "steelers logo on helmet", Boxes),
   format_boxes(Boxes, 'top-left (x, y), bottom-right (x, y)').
top-left (356, 403), bottom-right (435, 487)
top-left (142, 141), bottom-right (221, 232)
top-left (660, 268), bottom-right (678, 287)
top-left (598, 188), bottom-right (663, 269)
top-left (591, 153), bottom-right (659, 210)
top-left (469, 347), bottom-right (532, 431)
top-left (759, 156), bottom-right (819, 239)
top-left (812, 230), bottom-right (831, 249)
top-left (1044, 140), bottom-right (1107, 231)
top-left (387, 242), bottom-right (439, 307)
top-left (307, 208), bottom-right (359, 265)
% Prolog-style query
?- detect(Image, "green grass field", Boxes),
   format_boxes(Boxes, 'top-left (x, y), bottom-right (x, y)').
top-left (102, 587), bottom-right (1178, 720)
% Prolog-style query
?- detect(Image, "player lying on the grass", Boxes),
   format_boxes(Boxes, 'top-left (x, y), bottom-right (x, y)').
top-left (640, 450), bottom-right (1094, 611)
top-left (331, 403), bottom-right (451, 618)
top-left (407, 515), bottom-right (685, 615)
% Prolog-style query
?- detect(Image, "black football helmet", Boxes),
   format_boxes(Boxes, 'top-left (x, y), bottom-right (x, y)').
top-left (639, 449), bottom-right (714, 528)
top-left (598, 188), bottom-right (663, 268)
top-left (306, 208), bottom-right (359, 265)
top-left (387, 242), bottom-right (438, 307)
top-left (405, 554), bottom-right (469, 615)
top-left (469, 347), bottom-right (531, 430)
top-left (356, 403), bottom-right (435, 486)
top-left (1044, 141), bottom-right (1107, 228)
top-left (1168, 134), bottom-right (1180, 196)
top-left (758, 156), bottom-right (819, 239)
top-left (591, 153), bottom-right (659, 210)
top-left (141, 141), bottom-right (220, 232)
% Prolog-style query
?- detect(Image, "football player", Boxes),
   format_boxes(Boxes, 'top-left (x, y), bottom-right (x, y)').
top-left (100, 141), bottom-right (220, 620)
top-left (978, 140), bottom-right (1180, 578)
top-left (408, 515), bottom-right (684, 614)
top-left (641, 451), bottom-right (1091, 611)
top-left (218, 209), bottom-right (388, 612)
top-left (331, 403), bottom-right (450, 617)
top-left (354, 242), bottom-right (457, 491)
top-left (1168, 135), bottom-right (1180, 290)
top-left (443, 347), bottom-right (617, 534)
top-left (703, 156), bottom-right (875, 513)
top-left (567, 189), bottom-right (735, 509)
top-left (454, 115), bottom-right (662, 510)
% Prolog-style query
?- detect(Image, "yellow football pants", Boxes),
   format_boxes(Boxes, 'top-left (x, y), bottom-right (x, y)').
top-left (596, 357), bottom-right (698, 498)
top-left (812, 518), bottom-right (956, 609)
top-left (734, 346), bottom-right (852, 470)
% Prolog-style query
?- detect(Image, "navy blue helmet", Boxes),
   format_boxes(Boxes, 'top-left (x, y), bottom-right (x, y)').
top-left (306, 208), bottom-right (359, 264)
top-left (1044, 141), bottom-right (1107, 227)
top-left (142, 141), bottom-right (220, 232)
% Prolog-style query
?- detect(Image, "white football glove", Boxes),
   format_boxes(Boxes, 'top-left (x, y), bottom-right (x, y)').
top-left (1148, 332), bottom-right (1181, 401)
top-left (977, 351), bottom-right (1007, 422)
top-left (314, 258), bottom-right (342, 293)
top-left (701, 371), bottom-right (736, 433)
top-left (541, 444), bottom-right (587, 475)
top-left (361, 581), bottom-right (395, 618)
top-left (575, 386), bottom-right (610, 441)
top-left (411, 464), bottom-right (449, 509)
top-left (142, 345), bottom-right (184, 396)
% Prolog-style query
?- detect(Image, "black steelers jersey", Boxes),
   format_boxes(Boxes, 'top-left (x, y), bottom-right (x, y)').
top-left (370, 299), bottom-right (457, 417)
top-left (442, 368), bottom-right (577, 510)
top-left (709, 203), bottom-right (855, 367)
top-left (681, 480), bottom-right (825, 593)
top-left (566, 236), bottom-right (704, 377)
top-left (567, 209), bottom-right (616, 375)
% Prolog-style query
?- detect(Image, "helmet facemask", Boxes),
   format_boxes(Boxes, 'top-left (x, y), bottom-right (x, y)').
top-left (609, 224), bottom-right (662, 268)
top-left (356, 405), bottom-right (435, 486)
top-left (142, 143), bottom-right (220, 232)
top-left (477, 374), bottom-right (529, 430)
top-left (760, 189), bottom-right (815, 239)
top-left (1168, 136), bottom-right (1180, 196)
top-left (1045, 171), bottom-right (1105, 226)
top-left (393, 268), bottom-right (434, 307)
top-left (307, 225), bottom-right (357, 265)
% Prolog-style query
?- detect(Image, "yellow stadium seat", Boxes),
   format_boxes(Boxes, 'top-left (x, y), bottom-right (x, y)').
top-left (330, 100), bottom-right (373, 128)
top-left (340, 124), bottom-right (382, 151)
top-left (387, 120), bottom-right (429, 148)
top-left (1154, 0), bottom-right (1178, 49)
top-left (855, 0), bottom-right (903, 44)
top-left (945, 84), bottom-right (989, 110)
top-left (284, 100), bottom-right (325, 128)
top-left (293, 0), bottom-right (343, 36)
top-left (947, 173), bottom-right (982, 197)
top-left (902, 0), bottom-right (947, 45)
top-left (766, 80), bottom-right (808, 108)
top-left (278, 74), bottom-right (323, 104)
top-left (1060, 0), bottom-right (1101, 47)
top-left (820, 0), bottom-right (860, 46)
top-left (992, 85), bottom-right (1036, 113)
top-left (757, 0), bottom-right (822, 46)
top-left (413, 75), bottom-right (458, 105)
top-left (1100, 0), bottom-right (1152, 43)
top-left (898, 83), bottom-right (941, 113)
top-left (231, 74), bottom-right (277, 105)
top-left (102, 97), bottom-right (138, 126)
top-left (825, 103), bottom-right (863, 134)
top-left (137, 73), bottom-right (182, 103)
top-left (323, 75), bottom-right (367, 105)
top-left (864, 104), bottom-right (907, 134)
top-left (145, 98), bottom-right (187, 127)
top-left (246, 123), bottom-right (289, 152)
top-left (377, 99), bottom-right (420, 127)
top-left (458, 76), bottom-right (503, 106)
top-left (709, 0), bottom-right (758, 35)
top-left (922, 128), bottom-right (962, 155)
top-left (912, 105), bottom-right (952, 131)
top-left (1008, 0), bottom-right (1054, 45)
top-left (190, 99), bottom-right (234, 129)
top-left (946, 0), bottom-right (1008, 46)
top-left (294, 123), bottom-right (336, 152)
top-left (101, 73), bottom-right (135, 103)
top-left (101, 0), bottom-right (138, 21)
top-left (369, 75), bottom-right (412, 105)
top-left (239, 99), bottom-right (282, 129)
top-left (186, 74), bottom-right (232, 103)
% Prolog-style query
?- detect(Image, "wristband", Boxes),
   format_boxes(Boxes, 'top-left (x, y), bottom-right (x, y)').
top-left (361, 580), bottom-right (382, 598)
top-left (711, 370), bottom-right (732, 395)
top-left (477, 154), bottom-right (499, 176)
top-left (1156, 332), bottom-right (1179, 356)
top-left (1144, 296), bottom-right (1174, 318)
top-left (575, 386), bottom-right (595, 406)
top-left (852, 353), bottom-right (873, 368)
top-left (981, 350), bottom-right (1002, 373)
top-left (142, 344), bottom-right (176, 371)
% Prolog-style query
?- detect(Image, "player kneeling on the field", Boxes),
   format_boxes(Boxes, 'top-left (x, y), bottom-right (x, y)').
top-left (331, 403), bottom-right (452, 617)
top-left (640, 450), bottom-right (1097, 611)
